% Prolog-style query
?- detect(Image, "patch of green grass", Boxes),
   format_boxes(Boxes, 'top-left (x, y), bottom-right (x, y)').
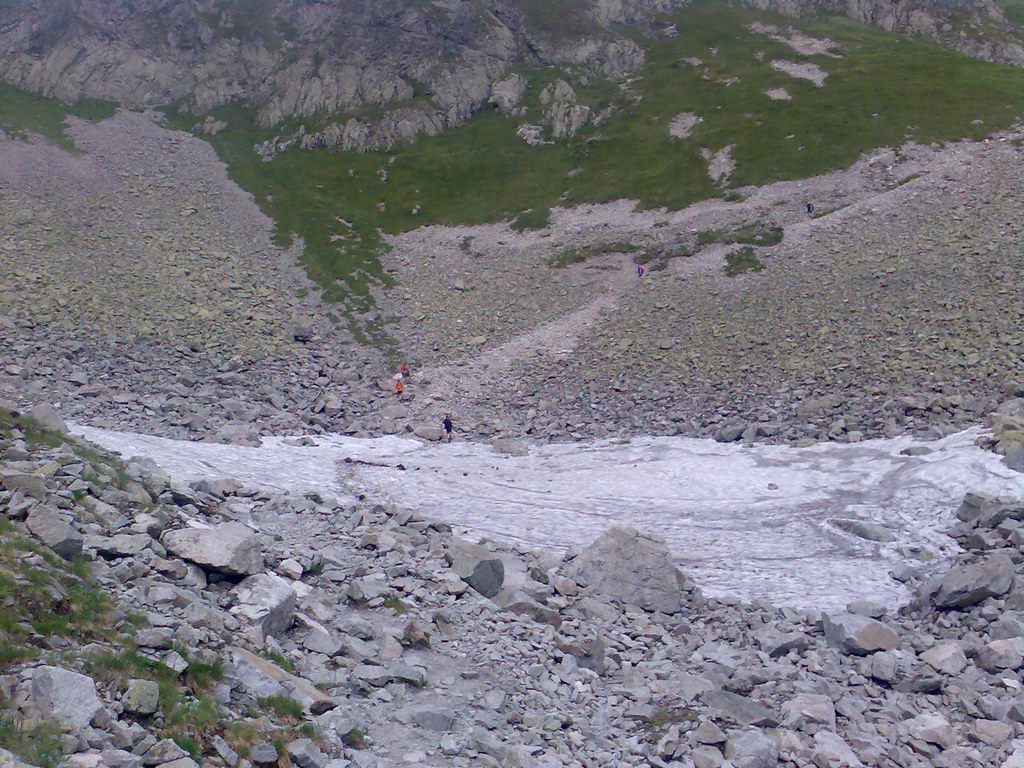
top-left (0, 83), bottom-right (116, 152)
top-left (341, 725), bottom-right (370, 750)
top-left (0, 717), bottom-right (65, 768)
top-left (510, 207), bottom-right (552, 232)
top-left (257, 695), bottom-right (304, 720)
top-left (259, 648), bottom-right (296, 672)
top-left (0, 0), bottom-right (1005, 341)
top-left (548, 240), bottom-right (641, 267)
top-left (699, 225), bottom-right (784, 247)
top-left (382, 594), bottom-right (407, 614)
top-left (1001, 0), bottom-right (1024, 27)
top-left (724, 246), bottom-right (765, 277)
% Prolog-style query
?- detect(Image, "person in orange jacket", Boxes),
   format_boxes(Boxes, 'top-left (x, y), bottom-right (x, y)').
top-left (395, 379), bottom-right (405, 399)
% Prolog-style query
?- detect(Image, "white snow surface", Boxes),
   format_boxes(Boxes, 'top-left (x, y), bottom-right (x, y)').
top-left (75, 425), bottom-right (1024, 612)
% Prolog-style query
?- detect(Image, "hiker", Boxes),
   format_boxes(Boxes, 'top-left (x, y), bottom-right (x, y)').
top-left (442, 414), bottom-right (453, 442)
top-left (400, 362), bottom-right (410, 380)
top-left (637, 264), bottom-right (645, 278)
top-left (806, 201), bottom-right (814, 215)
top-left (395, 379), bottom-right (404, 399)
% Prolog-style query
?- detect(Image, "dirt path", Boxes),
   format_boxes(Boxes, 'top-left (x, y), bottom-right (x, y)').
top-left (411, 254), bottom-right (637, 416)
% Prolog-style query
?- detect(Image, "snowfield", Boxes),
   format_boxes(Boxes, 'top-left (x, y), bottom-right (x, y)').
top-left (75, 425), bottom-right (1024, 612)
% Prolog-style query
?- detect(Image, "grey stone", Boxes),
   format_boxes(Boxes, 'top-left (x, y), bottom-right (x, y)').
top-left (286, 739), bottom-right (328, 768)
top-left (491, 438), bottom-right (529, 456)
top-left (30, 666), bottom-right (103, 733)
top-left (907, 713), bottom-right (957, 749)
top-left (141, 739), bottom-right (188, 766)
top-left (931, 553), bottom-right (1014, 609)
top-left (724, 729), bottom-right (779, 768)
top-left (561, 526), bottom-right (686, 613)
top-left (229, 647), bottom-right (335, 714)
top-left (409, 705), bottom-right (455, 731)
top-left (976, 637), bottom-right (1024, 672)
top-left (248, 743), bottom-right (279, 765)
top-left (822, 613), bottom-right (899, 656)
top-left (161, 522), bottom-right (263, 576)
top-left (782, 693), bottom-right (836, 731)
top-left (30, 404), bottom-right (67, 433)
top-left (812, 730), bottom-right (863, 768)
top-left (832, 518), bottom-right (894, 542)
top-left (700, 690), bottom-right (779, 727)
top-left (26, 506), bottom-right (82, 559)
top-left (446, 539), bottom-right (506, 599)
top-left (231, 573), bottom-right (297, 637)
top-left (122, 679), bottom-right (160, 715)
top-left (921, 641), bottom-right (967, 675)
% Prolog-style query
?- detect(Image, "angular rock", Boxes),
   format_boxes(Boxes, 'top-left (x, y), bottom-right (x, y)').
top-left (229, 647), bottom-right (335, 714)
top-left (724, 729), bottom-right (778, 768)
top-left (285, 739), bottom-right (328, 768)
top-left (162, 522), bottom-right (263, 576)
top-left (908, 713), bottom-right (957, 749)
top-left (700, 690), bottom-right (779, 727)
top-left (446, 539), bottom-right (507, 599)
top-left (921, 641), bottom-right (967, 675)
top-left (561, 526), bottom-right (686, 613)
top-left (30, 404), bottom-right (67, 433)
top-left (822, 613), bottom-right (898, 656)
top-left (122, 679), bottom-right (160, 715)
top-left (26, 506), bottom-right (83, 559)
top-left (231, 573), bottom-right (297, 637)
top-left (812, 730), bottom-right (863, 768)
top-left (782, 693), bottom-right (836, 731)
top-left (30, 666), bottom-right (103, 732)
top-left (931, 553), bottom-right (1014, 609)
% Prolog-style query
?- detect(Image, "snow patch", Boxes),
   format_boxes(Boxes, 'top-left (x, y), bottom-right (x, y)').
top-left (74, 425), bottom-right (1024, 612)
top-left (669, 112), bottom-right (703, 140)
top-left (771, 59), bottom-right (829, 87)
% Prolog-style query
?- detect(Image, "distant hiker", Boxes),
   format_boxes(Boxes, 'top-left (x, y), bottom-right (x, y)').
top-left (400, 362), bottom-right (410, 380)
top-left (806, 202), bottom-right (814, 215)
top-left (442, 414), bottom-right (453, 442)
top-left (395, 379), bottom-right (405, 399)
top-left (637, 265), bottom-right (645, 278)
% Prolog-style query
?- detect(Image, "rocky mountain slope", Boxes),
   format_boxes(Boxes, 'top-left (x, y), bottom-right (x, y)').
top-left (7, 400), bottom-right (1024, 768)
top-left (1, 0), bottom-right (1021, 154)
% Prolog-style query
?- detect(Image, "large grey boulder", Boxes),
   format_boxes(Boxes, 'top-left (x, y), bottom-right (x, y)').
top-left (822, 613), bottom-right (899, 656)
top-left (561, 526), bottom-right (686, 614)
top-left (930, 554), bottom-right (1014, 609)
top-left (228, 647), bottom-right (335, 715)
top-left (446, 539), bottom-right (508, 599)
top-left (812, 731), bottom-right (863, 768)
top-left (30, 666), bottom-right (103, 732)
top-left (231, 573), bottom-right (297, 637)
top-left (26, 506), bottom-right (82, 559)
top-left (162, 522), bottom-right (263, 576)
top-left (700, 690), bottom-right (779, 727)
top-left (29, 404), bottom-right (67, 433)
top-left (122, 679), bottom-right (160, 715)
top-left (724, 729), bottom-right (779, 768)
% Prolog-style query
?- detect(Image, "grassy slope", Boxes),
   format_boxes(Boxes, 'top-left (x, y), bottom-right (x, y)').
top-left (170, 0), bottom-right (1024, 315)
top-left (3, 0), bottom-right (1023, 322)
top-left (0, 83), bottom-right (115, 151)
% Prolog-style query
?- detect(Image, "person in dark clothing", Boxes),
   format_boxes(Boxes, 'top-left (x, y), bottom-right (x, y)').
top-left (442, 414), bottom-right (453, 442)
top-left (806, 202), bottom-right (814, 215)
top-left (637, 264), bottom-right (645, 278)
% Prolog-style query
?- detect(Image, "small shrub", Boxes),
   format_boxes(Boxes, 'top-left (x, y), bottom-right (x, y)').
top-left (342, 725), bottom-right (370, 750)
top-left (724, 246), bottom-right (764, 277)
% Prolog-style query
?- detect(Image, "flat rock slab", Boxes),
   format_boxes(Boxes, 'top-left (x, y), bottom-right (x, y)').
top-left (162, 521), bottom-right (263, 576)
